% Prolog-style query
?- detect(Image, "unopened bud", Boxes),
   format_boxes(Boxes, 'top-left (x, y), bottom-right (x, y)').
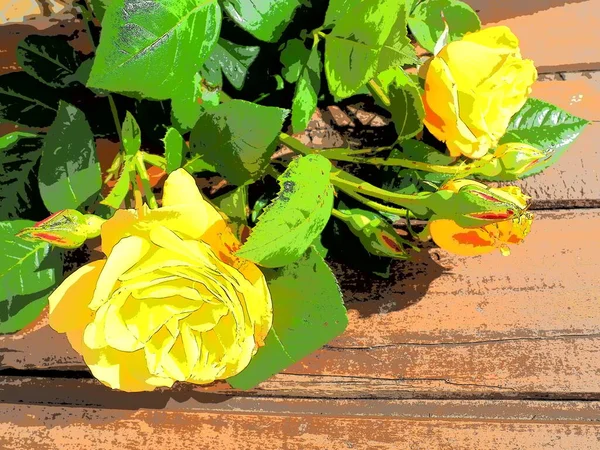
top-left (429, 179), bottom-right (529, 228)
top-left (340, 209), bottom-right (411, 259)
top-left (16, 210), bottom-right (105, 249)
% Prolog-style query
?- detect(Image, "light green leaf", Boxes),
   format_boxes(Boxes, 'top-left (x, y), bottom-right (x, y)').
top-left (101, 162), bottom-right (132, 209)
top-left (0, 72), bottom-right (60, 127)
top-left (171, 73), bottom-right (204, 132)
top-left (497, 98), bottom-right (590, 178)
top-left (408, 0), bottom-right (480, 52)
top-left (189, 100), bottom-right (287, 185)
top-left (228, 247), bottom-right (347, 390)
top-left (222, 0), bottom-right (301, 42)
top-left (291, 45), bottom-right (321, 133)
top-left (236, 155), bottom-right (334, 267)
top-left (16, 35), bottom-right (83, 88)
top-left (207, 38), bottom-right (260, 90)
top-left (38, 101), bottom-right (101, 212)
top-left (164, 127), bottom-right (185, 173)
top-left (0, 220), bottom-right (62, 334)
top-left (325, 0), bottom-right (415, 99)
top-left (0, 134), bottom-right (46, 221)
top-left (376, 68), bottom-right (425, 140)
top-left (122, 111), bottom-right (141, 156)
top-left (88, 0), bottom-right (222, 99)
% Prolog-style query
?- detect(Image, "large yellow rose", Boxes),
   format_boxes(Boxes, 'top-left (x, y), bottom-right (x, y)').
top-left (48, 169), bottom-right (272, 392)
top-left (423, 26), bottom-right (537, 159)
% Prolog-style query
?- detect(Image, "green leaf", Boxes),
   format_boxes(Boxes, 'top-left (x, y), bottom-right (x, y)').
top-left (189, 100), bottom-right (287, 185)
top-left (122, 111), bottom-right (142, 156)
top-left (377, 3), bottom-right (417, 73)
top-left (88, 0), bottom-right (222, 99)
top-left (38, 101), bottom-right (101, 212)
top-left (0, 72), bottom-right (60, 127)
top-left (0, 220), bottom-right (62, 334)
top-left (213, 186), bottom-right (248, 238)
top-left (280, 39), bottom-right (307, 83)
top-left (325, 0), bottom-right (415, 99)
top-left (228, 247), bottom-right (347, 389)
top-left (222, 0), bottom-right (301, 42)
top-left (236, 155), bottom-right (334, 267)
top-left (408, 0), bottom-right (480, 52)
top-left (498, 98), bottom-right (590, 178)
top-left (171, 74), bottom-right (204, 132)
top-left (101, 163), bottom-right (132, 209)
top-left (90, 0), bottom-right (112, 22)
top-left (206, 38), bottom-right (260, 90)
top-left (164, 127), bottom-right (185, 173)
top-left (16, 35), bottom-right (82, 88)
top-left (376, 68), bottom-right (425, 140)
top-left (291, 45), bottom-right (321, 134)
top-left (0, 134), bottom-right (46, 221)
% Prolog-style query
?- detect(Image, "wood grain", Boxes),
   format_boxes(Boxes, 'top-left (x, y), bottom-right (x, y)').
top-left (1, 402), bottom-right (600, 450)
top-left (2, 210), bottom-right (600, 399)
top-left (467, 0), bottom-right (600, 73)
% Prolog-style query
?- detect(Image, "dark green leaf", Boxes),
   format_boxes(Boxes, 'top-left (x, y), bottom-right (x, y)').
top-left (236, 154), bottom-right (334, 267)
top-left (325, 0), bottom-right (415, 99)
top-left (381, 140), bottom-right (454, 197)
top-left (38, 101), bottom-right (101, 212)
top-left (280, 39), bottom-right (307, 83)
top-left (376, 68), bottom-right (424, 140)
top-left (0, 72), bottom-right (60, 127)
top-left (164, 127), bottom-right (185, 173)
top-left (207, 38), bottom-right (260, 90)
top-left (213, 186), bottom-right (248, 238)
top-left (122, 111), bottom-right (141, 156)
top-left (189, 100), bottom-right (287, 185)
top-left (228, 247), bottom-right (347, 389)
top-left (0, 220), bottom-right (62, 334)
top-left (222, 0), bottom-right (301, 42)
top-left (90, 0), bottom-right (112, 22)
top-left (0, 134), bottom-right (47, 221)
top-left (16, 35), bottom-right (82, 88)
top-left (497, 98), bottom-right (590, 178)
top-left (291, 45), bottom-right (321, 133)
top-left (88, 0), bottom-right (222, 99)
top-left (408, 0), bottom-right (480, 52)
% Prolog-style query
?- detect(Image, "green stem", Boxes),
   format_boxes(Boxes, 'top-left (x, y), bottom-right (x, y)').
top-left (278, 132), bottom-right (479, 175)
top-left (108, 96), bottom-right (124, 147)
top-left (331, 208), bottom-right (350, 220)
top-left (140, 152), bottom-right (167, 171)
top-left (134, 154), bottom-right (158, 209)
top-left (367, 79), bottom-right (391, 107)
top-left (343, 189), bottom-right (417, 217)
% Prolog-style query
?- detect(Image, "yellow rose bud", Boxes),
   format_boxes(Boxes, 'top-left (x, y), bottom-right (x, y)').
top-left (423, 26), bottom-right (537, 159)
top-left (48, 169), bottom-right (272, 392)
top-left (429, 211), bottom-right (533, 257)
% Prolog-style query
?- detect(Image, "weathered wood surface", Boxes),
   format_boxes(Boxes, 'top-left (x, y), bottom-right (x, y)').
top-left (3, 209), bottom-right (600, 400)
top-left (1, 398), bottom-right (600, 450)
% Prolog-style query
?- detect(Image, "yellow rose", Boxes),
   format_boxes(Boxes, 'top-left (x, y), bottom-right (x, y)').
top-left (423, 26), bottom-right (537, 159)
top-left (48, 169), bottom-right (272, 392)
top-left (429, 186), bottom-right (533, 256)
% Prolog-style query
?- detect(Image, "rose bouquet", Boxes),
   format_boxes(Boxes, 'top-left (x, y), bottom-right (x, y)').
top-left (0, 0), bottom-right (589, 391)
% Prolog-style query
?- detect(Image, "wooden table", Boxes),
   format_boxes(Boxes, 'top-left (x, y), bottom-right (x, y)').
top-left (1, 1), bottom-right (600, 448)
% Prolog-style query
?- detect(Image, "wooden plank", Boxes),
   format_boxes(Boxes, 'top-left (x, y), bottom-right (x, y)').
top-left (1, 402), bottom-right (600, 450)
top-left (2, 210), bottom-right (600, 399)
top-left (466, 0), bottom-right (600, 73)
top-left (2, 376), bottom-right (600, 422)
